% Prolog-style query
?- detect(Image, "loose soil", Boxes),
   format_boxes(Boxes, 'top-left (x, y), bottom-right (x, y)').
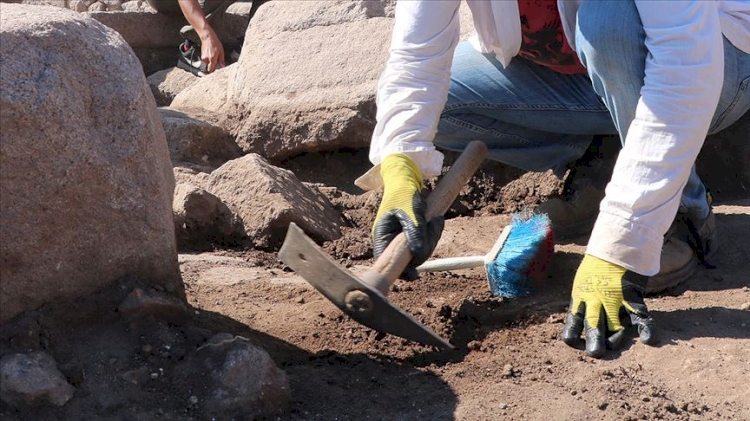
top-left (1, 149), bottom-right (748, 421)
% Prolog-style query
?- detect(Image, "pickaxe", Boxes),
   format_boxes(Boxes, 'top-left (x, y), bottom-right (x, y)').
top-left (279, 141), bottom-right (488, 349)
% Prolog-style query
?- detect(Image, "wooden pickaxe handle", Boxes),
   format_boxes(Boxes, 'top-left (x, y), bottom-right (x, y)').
top-left (359, 140), bottom-right (488, 295)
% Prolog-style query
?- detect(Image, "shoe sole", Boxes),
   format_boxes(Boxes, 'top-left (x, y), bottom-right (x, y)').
top-left (645, 254), bottom-right (699, 295)
top-left (176, 59), bottom-right (207, 77)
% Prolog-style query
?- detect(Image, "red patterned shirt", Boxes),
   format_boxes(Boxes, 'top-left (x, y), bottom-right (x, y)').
top-left (517, 0), bottom-right (587, 74)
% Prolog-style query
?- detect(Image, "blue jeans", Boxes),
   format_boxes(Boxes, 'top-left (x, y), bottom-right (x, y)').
top-left (436, 1), bottom-right (750, 220)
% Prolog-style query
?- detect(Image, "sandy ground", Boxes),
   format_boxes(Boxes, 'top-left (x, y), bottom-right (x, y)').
top-left (178, 202), bottom-right (749, 421)
top-left (1, 148), bottom-right (748, 420)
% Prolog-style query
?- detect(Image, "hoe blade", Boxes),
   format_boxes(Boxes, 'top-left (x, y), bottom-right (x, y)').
top-left (279, 223), bottom-right (453, 349)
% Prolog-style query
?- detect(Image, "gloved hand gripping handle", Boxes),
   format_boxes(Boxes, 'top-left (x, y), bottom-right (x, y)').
top-left (358, 141), bottom-right (488, 296)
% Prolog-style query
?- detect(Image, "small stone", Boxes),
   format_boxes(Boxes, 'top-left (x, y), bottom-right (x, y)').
top-left (0, 352), bottom-right (76, 407)
top-left (296, 296), bottom-right (305, 304)
top-left (150, 372), bottom-right (159, 379)
top-left (570, 390), bottom-right (577, 396)
top-left (467, 341), bottom-right (482, 351)
top-left (598, 401), bottom-right (609, 410)
top-left (740, 303), bottom-right (750, 311)
top-left (189, 395), bottom-right (199, 405)
top-left (142, 344), bottom-right (153, 353)
top-left (438, 305), bottom-right (452, 319)
top-left (502, 364), bottom-right (514, 378)
top-left (120, 367), bottom-right (150, 385)
top-left (118, 288), bottom-right (188, 322)
top-left (499, 403), bottom-right (509, 410)
top-left (546, 314), bottom-right (564, 324)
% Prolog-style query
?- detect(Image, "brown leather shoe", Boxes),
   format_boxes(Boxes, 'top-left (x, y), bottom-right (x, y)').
top-left (538, 136), bottom-right (619, 240)
top-left (646, 238), bottom-right (698, 295)
top-left (537, 180), bottom-right (605, 240)
top-left (646, 204), bottom-right (718, 294)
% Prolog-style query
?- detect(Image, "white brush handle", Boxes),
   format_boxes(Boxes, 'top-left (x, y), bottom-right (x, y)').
top-left (416, 255), bottom-right (485, 272)
top-left (415, 225), bottom-right (513, 273)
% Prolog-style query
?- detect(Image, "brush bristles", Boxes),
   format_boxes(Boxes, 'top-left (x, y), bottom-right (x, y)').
top-left (485, 213), bottom-right (555, 298)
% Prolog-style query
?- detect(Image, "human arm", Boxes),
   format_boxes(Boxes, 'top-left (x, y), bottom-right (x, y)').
top-left (587, 1), bottom-right (724, 275)
top-left (355, 0), bottom-right (462, 191)
top-left (564, 1), bottom-right (725, 357)
top-left (354, 1), bottom-right (462, 274)
top-left (178, 0), bottom-right (225, 72)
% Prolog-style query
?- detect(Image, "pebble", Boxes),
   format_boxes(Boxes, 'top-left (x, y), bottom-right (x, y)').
top-left (502, 364), bottom-right (514, 378)
top-left (546, 314), bottom-right (564, 324)
top-left (467, 341), bottom-right (482, 351)
top-left (740, 302), bottom-right (750, 311)
top-left (598, 401), bottom-right (609, 410)
top-left (499, 403), bottom-right (509, 410)
top-left (296, 296), bottom-right (305, 304)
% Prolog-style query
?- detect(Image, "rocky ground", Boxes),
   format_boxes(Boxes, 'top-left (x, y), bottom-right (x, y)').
top-left (1, 148), bottom-right (748, 421)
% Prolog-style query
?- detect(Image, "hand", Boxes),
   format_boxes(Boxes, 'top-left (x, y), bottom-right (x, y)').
top-left (199, 30), bottom-right (226, 73)
top-left (177, 0), bottom-right (225, 73)
top-left (562, 254), bottom-right (655, 358)
top-left (373, 154), bottom-right (444, 280)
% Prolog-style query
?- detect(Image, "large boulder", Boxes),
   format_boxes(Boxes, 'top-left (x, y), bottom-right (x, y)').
top-left (169, 0), bottom-right (476, 160)
top-left (207, 154), bottom-right (344, 249)
top-left (0, 4), bottom-right (182, 324)
top-left (158, 107), bottom-right (244, 166)
top-left (171, 0), bottom-right (396, 159)
top-left (147, 68), bottom-right (199, 106)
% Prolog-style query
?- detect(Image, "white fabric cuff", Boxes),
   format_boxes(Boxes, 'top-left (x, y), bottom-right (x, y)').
top-left (355, 149), bottom-right (444, 191)
top-left (586, 211), bottom-right (664, 276)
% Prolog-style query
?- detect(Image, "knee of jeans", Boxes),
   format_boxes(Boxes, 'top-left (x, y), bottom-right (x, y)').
top-left (575, 1), bottom-right (645, 73)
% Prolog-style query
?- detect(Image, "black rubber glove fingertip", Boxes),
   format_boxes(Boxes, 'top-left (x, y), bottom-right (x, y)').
top-left (562, 313), bottom-right (584, 347)
top-left (401, 267), bottom-right (419, 281)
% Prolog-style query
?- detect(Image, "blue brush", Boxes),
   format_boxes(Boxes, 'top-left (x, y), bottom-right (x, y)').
top-left (416, 213), bottom-right (555, 297)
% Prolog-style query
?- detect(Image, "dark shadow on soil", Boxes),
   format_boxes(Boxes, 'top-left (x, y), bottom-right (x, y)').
top-left (194, 309), bottom-right (460, 421)
top-left (649, 307), bottom-right (750, 347)
top-left (663, 213), bottom-right (750, 295)
top-left (274, 149), bottom-right (372, 196)
top-left (0, 280), bottom-right (459, 421)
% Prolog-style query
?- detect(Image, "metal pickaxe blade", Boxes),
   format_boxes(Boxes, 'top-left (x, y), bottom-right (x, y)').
top-left (279, 223), bottom-right (453, 349)
top-left (279, 141), bottom-right (488, 349)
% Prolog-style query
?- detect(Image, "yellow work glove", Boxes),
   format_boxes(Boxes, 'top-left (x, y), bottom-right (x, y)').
top-left (373, 154), bottom-right (444, 280)
top-left (562, 254), bottom-right (655, 358)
